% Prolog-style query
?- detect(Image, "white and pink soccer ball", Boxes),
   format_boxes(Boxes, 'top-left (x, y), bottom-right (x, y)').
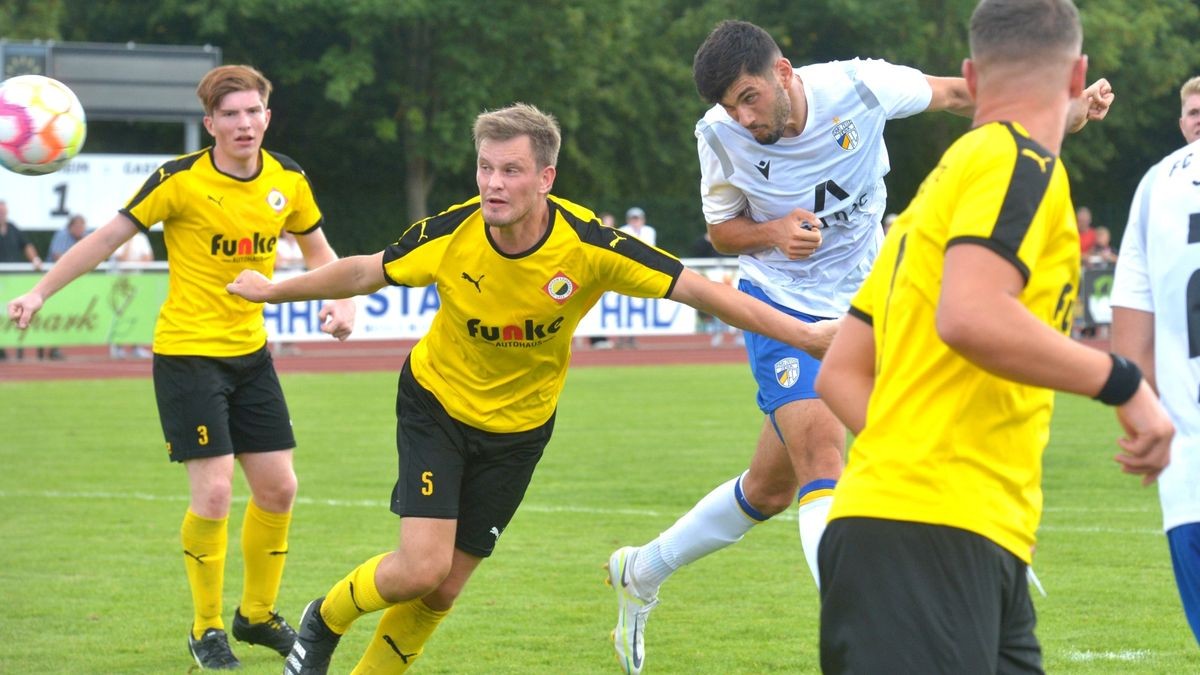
top-left (0, 74), bottom-right (87, 176)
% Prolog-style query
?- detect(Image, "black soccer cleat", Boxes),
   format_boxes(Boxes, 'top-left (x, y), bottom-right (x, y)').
top-left (232, 607), bottom-right (298, 657)
top-left (188, 627), bottom-right (242, 670)
top-left (284, 597), bottom-right (342, 675)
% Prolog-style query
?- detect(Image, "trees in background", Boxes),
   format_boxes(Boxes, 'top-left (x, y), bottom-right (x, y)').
top-left (2, 0), bottom-right (1197, 254)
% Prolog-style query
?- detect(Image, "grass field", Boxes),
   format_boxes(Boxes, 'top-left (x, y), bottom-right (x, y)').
top-left (0, 364), bottom-right (1195, 673)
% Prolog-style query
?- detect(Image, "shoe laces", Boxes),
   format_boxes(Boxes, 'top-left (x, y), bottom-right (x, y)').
top-left (265, 611), bottom-right (294, 633)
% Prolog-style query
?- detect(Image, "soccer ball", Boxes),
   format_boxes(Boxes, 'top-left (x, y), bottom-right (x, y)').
top-left (0, 75), bottom-right (87, 176)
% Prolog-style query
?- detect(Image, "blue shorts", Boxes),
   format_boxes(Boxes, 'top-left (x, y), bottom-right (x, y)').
top-left (738, 279), bottom-right (833, 414)
top-left (1167, 523), bottom-right (1200, 646)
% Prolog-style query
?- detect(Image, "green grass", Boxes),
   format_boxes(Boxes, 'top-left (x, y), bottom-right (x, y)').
top-left (0, 365), bottom-right (1194, 673)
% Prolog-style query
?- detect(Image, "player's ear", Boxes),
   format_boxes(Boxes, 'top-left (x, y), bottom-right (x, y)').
top-left (962, 59), bottom-right (978, 100)
top-left (1069, 55), bottom-right (1087, 99)
top-left (264, 107), bottom-right (272, 128)
top-left (774, 57), bottom-right (793, 86)
top-left (202, 115), bottom-right (215, 137)
top-left (539, 165), bottom-right (556, 195)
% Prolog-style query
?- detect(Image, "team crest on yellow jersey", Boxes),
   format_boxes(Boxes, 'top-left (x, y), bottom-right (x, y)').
top-left (543, 271), bottom-right (579, 305)
top-left (775, 357), bottom-right (800, 388)
top-left (832, 117), bottom-right (859, 151)
top-left (266, 189), bottom-right (287, 212)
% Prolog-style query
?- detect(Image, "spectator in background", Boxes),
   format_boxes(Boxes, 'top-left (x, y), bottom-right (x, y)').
top-left (109, 230), bottom-right (155, 359)
top-left (1086, 225), bottom-right (1118, 268)
top-left (1180, 75), bottom-right (1200, 145)
top-left (36, 213), bottom-right (88, 360)
top-left (1076, 205), bottom-right (1096, 254)
top-left (48, 214), bottom-right (88, 262)
top-left (620, 206), bottom-right (657, 247)
top-left (0, 200), bottom-right (43, 269)
top-left (0, 199), bottom-right (43, 362)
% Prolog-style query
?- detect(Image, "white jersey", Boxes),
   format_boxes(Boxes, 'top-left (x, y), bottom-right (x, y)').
top-left (1111, 138), bottom-right (1200, 532)
top-left (696, 59), bottom-right (932, 316)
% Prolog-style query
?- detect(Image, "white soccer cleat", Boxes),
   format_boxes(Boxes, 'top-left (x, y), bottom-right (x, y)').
top-left (606, 546), bottom-right (658, 674)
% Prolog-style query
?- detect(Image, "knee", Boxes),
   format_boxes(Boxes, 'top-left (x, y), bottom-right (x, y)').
top-left (740, 477), bottom-right (794, 517)
top-left (253, 470), bottom-right (298, 513)
top-left (376, 551), bottom-right (452, 602)
top-left (423, 583), bottom-right (463, 611)
top-left (190, 480), bottom-right (234, 518)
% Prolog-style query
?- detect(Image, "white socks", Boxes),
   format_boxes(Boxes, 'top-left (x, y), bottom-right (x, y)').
top-left (797, 494), bottom-right (833, 589)
top-left (630, 473), bottom-right (837, 593)
top-left (632, 473), bottom-right (763, 594)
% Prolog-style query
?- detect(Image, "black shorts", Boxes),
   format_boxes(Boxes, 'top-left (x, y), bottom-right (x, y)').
top-left (819, 517), bottom-right (1043, 675)
top-left (391, 358), bottom-right (554, 558)
top-left (153, 347), bottom-right (295, 463)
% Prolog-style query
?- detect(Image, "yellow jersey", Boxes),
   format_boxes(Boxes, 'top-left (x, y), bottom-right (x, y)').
top-left (121, 148), bottom-right (323, 356)
top-left (383, 195), bottom-right (682, 433)
top-left (829, 122), bottom-right (1080, 563)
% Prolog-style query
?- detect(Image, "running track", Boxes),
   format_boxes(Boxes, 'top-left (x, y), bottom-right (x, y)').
top-left (0, 334), bottom-right (748, 382)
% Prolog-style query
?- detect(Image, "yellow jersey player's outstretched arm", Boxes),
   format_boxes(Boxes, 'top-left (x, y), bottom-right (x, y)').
top-left (291, 227), bottom-right (358, 341)
top-left (667, 267), bottom-right (838, 359)
top-left (227, 251), bottom-right (387, 305)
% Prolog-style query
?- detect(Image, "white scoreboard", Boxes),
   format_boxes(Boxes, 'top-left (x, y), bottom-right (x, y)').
top-left (0, 153), bottom-right (175, 231)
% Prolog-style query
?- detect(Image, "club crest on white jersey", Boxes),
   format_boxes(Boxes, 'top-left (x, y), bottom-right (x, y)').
top-left (832, 117), bottom-right (860, 151)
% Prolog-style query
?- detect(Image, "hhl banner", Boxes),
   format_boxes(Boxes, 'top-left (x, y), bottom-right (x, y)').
top-left (0, 271), bottom-right (696, 347)
top-left (263, 285), bottom-right (697, 341)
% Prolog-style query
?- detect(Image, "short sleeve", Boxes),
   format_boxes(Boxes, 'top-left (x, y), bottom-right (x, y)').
top-left (696, 119), bottom-right (749, 226)
top-left (852, 58), bottom-right (933, 120)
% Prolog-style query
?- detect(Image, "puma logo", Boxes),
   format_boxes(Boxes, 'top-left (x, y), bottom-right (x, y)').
top-left (462, 272), bottom-right (484, 293)
top-left (158, 167), bottom-right (171, 182)
top-left (207, 195), bottom-right (224, 208)
top-left (382, 635), bottom-right (418, 663)
top-left (268, 548), bottom-right (288, 556)
top-left (401, 218), bottom-right (431, 242)
top-left (183, 550), bottom-right (207, 564)
top-left (1020, 148), bottom-right (1053, 173)
top-left (609, 232), bottom-right (627, 249)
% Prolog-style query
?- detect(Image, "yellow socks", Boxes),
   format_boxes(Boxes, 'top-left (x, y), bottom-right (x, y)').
top-left (322, 553), bottom-right (392, 634)
top-left (350, 599), bottom-right (451, 674)
top-left (181, 509), bottom-right (228, 637)
top-left (239, 499), bottom-right (292, 622)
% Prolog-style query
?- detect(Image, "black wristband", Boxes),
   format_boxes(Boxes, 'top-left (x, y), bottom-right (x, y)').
top-left (1093, 353), bottom-right (1143, 406)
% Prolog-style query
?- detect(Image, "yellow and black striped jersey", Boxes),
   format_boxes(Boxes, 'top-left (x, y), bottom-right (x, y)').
top-left (829, 122), bottom-right (1080, 563)
top-left (383, 195), bottom-right (683, 433)
top-left (121, 148), bottom-right (323, 356)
